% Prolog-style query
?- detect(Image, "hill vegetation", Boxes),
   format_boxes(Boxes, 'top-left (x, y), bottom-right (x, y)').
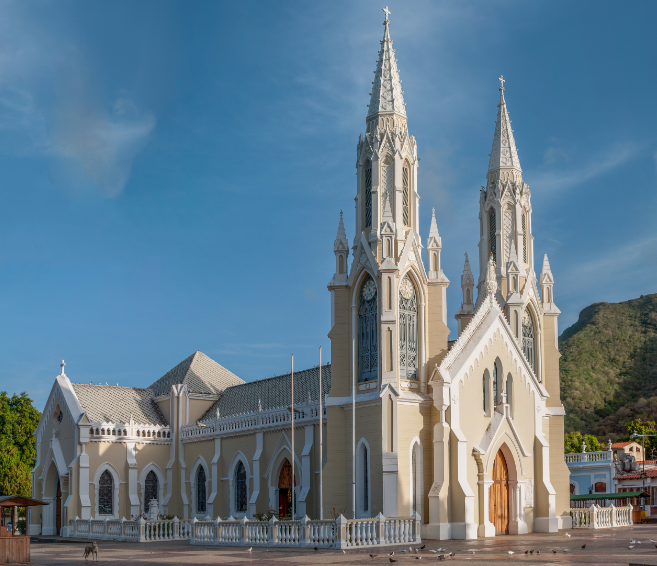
top-left (559, 293), bottom-right (657, 441)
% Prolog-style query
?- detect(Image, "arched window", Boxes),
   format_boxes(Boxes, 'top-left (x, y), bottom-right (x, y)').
top-left (365, 162), bottom-right (372, 228)
top-left (387, 395), bottom-right (394, 452)
top-left (144, 470), bottom-right (159, 512)
top-left (489, 208), bottom-right (497, 263)
top-left (381, 157), bottom-right (393, 216)
top-left (363, 446), bottom-right (368, 512)
top-left (503, 205), bottom-right (514, 264)
top-left (339, 255), bottom-right (344, 274)
top-left (431, 252), bottom-right (437, 271)
top-left (235, 461), bottom-right (247, 513)
top-left (196, 466), bottom-right (207, 515)
top-left (482, 375), bottom-right (487, 412)
top-left (466, 288), bottom-right (471, 304)
top-left (521, 210), bottom-right (527, 263)
top-left (358, 276), bottom-right (378, 382)
top-left (399, 275), bottom-right (418, 380)
top-left (522, 308), bottom-right (535, 372)
top-left (493, 363), bottom-right (498, 406)
top-left (402, 160), bottom-right (410, 226)
top-left (98, 470), bottom-right (113, 515)
top-left (506, 375), bottom-right (513, 416)
top-left (595, 482), bottom-right (606, 493)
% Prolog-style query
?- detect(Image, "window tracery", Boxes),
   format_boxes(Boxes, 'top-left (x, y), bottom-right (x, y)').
top-left (235, 461), bottom-right (247, 513)
top-left (365, 162), bottom-right (372, 228)
top-left (98, 470), bottom-right (113, 515)
top-left (503, 205), bottom-right (514, 264)
top-left (489, 208), bottom-right (497, 263)
top-left (402, 161), bottom-right (409, 226)
top-left (521, 211), bottom-right (527, 263)
top-left (522, 308), bottom-right (535, 372)
top-left (381, 158), bottom-right (393, 216)
top-left (144, 470), bottom-right (158, 512)
top-left (196, 466), bottom-right (207, 514)
top-left (398, 275), bottom-right (417, 380)
top-left (358, 277), bottom-right (378, 382)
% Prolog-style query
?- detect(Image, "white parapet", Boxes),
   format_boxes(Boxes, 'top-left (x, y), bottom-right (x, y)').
top-left (571, 504), bottom-right (633, 529)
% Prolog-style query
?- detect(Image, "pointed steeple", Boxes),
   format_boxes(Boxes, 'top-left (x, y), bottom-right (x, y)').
top-left (330, 211), bottom-right (349, 286)
top-left (427, 208), bottom-right (441, 248)
top-left (462, 253), bottom-right (474, 286)
top-left (455, 252), bottom-right (475, 335)
top-left (487, 76), bottom-right (521, 177)
top-left (334, 210), bottom-right (348, 252)
top-left (540, 254), bottom-right (557, 309)
top-left (367, 7), bottom-right (406, 119)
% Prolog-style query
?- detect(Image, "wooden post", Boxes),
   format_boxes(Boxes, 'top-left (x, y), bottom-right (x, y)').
top-left (11, 507), bottom-right (17, 537)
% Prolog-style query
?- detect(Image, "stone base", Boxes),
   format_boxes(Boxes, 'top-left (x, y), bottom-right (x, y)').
top-left (450, 521), bottom-right (478, 540)
top-left (509, 519), bottom-right (528, 535)
top-left (534, 516), bottom-right (559, 532)
top-left (557, 515), bottom-right (573, 530)
top-left (422, 522), bottom-right (452, 540)
top-left (478, 522), bottom-right (496, 537)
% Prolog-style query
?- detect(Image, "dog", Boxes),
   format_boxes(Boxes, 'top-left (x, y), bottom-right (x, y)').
top-left (83, 541), bottom-right (98, 562)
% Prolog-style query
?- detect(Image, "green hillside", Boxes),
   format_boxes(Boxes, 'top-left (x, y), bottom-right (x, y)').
top-left (559, 293), bottom-right (657, 439)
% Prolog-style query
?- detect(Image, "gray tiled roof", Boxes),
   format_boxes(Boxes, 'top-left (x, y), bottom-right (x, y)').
top-left (149, 351), bottom-right (244, 397)
top-left (71, 384), bottom-right (167, 425)
top-left (200, 364), bottom-right (331, 421)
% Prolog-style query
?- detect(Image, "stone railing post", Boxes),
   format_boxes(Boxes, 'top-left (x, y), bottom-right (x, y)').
top-left (119, 517), bottom-right (125, 541)
top-left (102, 516), bottom-right (108, 540)
top-left (301, 515), bottom-right (310, 546)
top-left (240, 516), bottom-right (249, 546)
top-left (337, 514), bottom-right (349, 550)
top-left (72, 516), bottom-right (79, 538)
top-left (172, 516), bottom-right (179, 540)
top-left (412, 511), bottom-right (422, 542)
top-left (87, 516), bottom-right (92, 538)
top-left (138, 517), bottom-right (146, 542)
top-left (213, 516), bottom-right (221, 544)
top-left (610, 504), bottom-right (616, 527)
top-left (269, 516), bottom-right (278, 545)
top-left (590, 505), bottom-right (597, 529)
top-left (191, 517), bottom-right (198, 543)
top-left (375, 513), bottom-right (386, 545)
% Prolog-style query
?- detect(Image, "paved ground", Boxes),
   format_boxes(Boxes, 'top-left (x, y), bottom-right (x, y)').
top-left (29, 525), bottom-right (657, 565)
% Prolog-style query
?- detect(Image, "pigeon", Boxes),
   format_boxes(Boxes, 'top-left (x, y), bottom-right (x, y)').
top-left (342, 550), bottom-right (346, 554)
top-left (246, 547), bottom-right (252, 552)
top-left (507, 551), bottom-right (515, 555)
top-left (536, 550), bottom-right (540, 554)
top-left (409, 547), bottom-right (413, 553)
top-left (370, 554), bottom-right (379, 559)
top-left (429, 550), bottom-right (437, 553)
top-left (628, 545), bottom-right (635, 550)
top-left (389, 551), bottom-right (395, 556)
top-left (469, 550), bottom-right (475, 554)
top-left (551, 550), bottom-right (556, 554)
top-left (389, 558), bottom-right (398, 564)
top-left (564, 532), bottom-right (571, 537)
top-left (420, 545), bottom-right (426, 550)
top-left (415, 557), bottom-right (422, 560)
top-left (530, 550), bottom-right (534, 555)
top-left (438, 556), bottom-right (446, 561)
top-left (314, 547), bottom-right (319, 552)
top-left (401, 549), bottom-right (407, 553)
top-left (563, 549), bottom-right (570, 553)
top-left (630, 539), bottom-right (636, 544)
top-left (524, 550), bottom-right (529, 555)
top-left (651, 539), bottom-right (657, 543)
top-left (638, 541), bottom-right (642, 544)
top-left (581, 544), bottom-right (586, 549)
top-left (414, 547), bottom-right (419, 554)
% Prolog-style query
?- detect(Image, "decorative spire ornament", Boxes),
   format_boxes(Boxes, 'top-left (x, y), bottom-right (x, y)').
top-left (485, 253), bottom-right (497, 295)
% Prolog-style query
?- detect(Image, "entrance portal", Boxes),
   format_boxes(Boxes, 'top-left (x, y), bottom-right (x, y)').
top-left (489, 449), bottom-right (509, 534)
top-left (55, 479), bottom-right (61, 535)
top-left (277, 459), bottom-right (296, 518)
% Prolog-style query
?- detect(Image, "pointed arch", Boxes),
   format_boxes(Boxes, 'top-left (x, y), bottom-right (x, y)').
top-left (399, 274), bottom-right (418, 380)
top-left (358, 273), bottom-right (378, 382)
top-left (190, 456), bottom-right (209, 518)
top-left (356, 438), bottom-right (372, 518)
top-left (227, 452), bottom-right (251, 517)
top-left (409, 437), bottom-right (423, 518)
top-left (139, 463), bottom-right (166, 514)
top-left (489, 207), bottom-right (497, 263)
top-left (93, 463), bottom-right (120, 519)
top-left (402, 159), bottom-right (410, 226)
top-left (364, 160), bottom-right (372, 228)
top-left (381, 156), bottom-right (394, 215)
top-left (522, 306), bottom-right (536, 373)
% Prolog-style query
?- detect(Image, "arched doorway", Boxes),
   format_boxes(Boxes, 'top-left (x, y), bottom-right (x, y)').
top-left (489, 449), bottom-right (509, 534)
top-left (55, 479), bottom-right (61, 535)
top-left (278, 459), bottom-right (296, 518)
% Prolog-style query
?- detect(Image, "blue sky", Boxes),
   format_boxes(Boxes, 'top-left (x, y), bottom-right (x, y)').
top-left (0, 1), bottom-right (655, 410)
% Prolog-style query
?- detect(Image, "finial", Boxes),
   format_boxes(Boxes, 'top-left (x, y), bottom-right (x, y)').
top-left (60, 360), bottom-right (66, 375)
top-left (432, 207), bottom-right (435, 214)
top-left (498, 75), bottom-right (505, 91)
top-left (340, 210), bottom-right (343, 217)
top-left (383, 6), bottom-right (391, 24)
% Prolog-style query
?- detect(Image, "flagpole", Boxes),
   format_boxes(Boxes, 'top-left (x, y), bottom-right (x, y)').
top-left (352, 337), bottom-right (356, 519)
top-left (291, 353), bottom-right (295, 520)
top-left (319, 346), bottom-right (323, 520)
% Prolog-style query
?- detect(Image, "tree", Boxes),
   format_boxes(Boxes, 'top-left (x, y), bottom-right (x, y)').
top-left (625, 418), bottom-right (657, 457)
top-left (0, 392), bottom-right (41, 497)
top-left (564, 431), bottom-right (604, 453)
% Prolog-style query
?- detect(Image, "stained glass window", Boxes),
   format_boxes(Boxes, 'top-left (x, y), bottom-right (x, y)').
top-left (144, 471), bottom-right (158, 512)
top-left (402, 161), bottom-right (409, 226)
top-left (196, 466), bottom-right (206, 514)
top-left (99, 470), bottom-right (113, 515)
top-left (489, 208), bottom-right (497, 263)
top-left (522, 308), bottom-right (535, 372)
top-left (399, 275), bottom-right (417, 380)
top-left (235, 461), bottom-right (247, 513)
top-left (365, 162), bottom-right (372, 228)
top-left (358, 277), bottom-right (378, 382)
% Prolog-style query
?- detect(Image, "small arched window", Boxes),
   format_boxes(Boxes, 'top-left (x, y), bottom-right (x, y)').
top-left (466, 288), bottom-right (471, 304)
top-left (339, 255), bottom-right (344, 274)
top-left (402, 160), bottom-right (410, 226)
top-left (493, 363), bottom-right (498, 406)
top-left (144, 470), bottom-right (159, 512)
top-left (489, 208), bottom-right (497, 263)
top-left (358, 276), bottom-right (378, 382)
top-left (431, 252), bottom-right (437, 271)
top-left (399, 275), bottom-right (418, 380)
top-left (98, 470), bottom-right (113, 515)
top-left (503, 205), bottom-right (514, 264)
top-left (196, 466), bottom-right (207, 515)
top-left (522, 308), bottom-right (535, 372)
top-left (365, 162), bottom-right (372, 228)
top-left (235, 461), bottom-right (247, 513)
top-left (506, 375), bottom-right (513, 416)
top-left (482, 375), bottom-right (487, 412)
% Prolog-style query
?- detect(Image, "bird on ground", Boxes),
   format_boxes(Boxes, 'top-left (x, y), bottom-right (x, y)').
top-left (536, 550), bottom-right (540, 554)
top-left (651, 539), bottom-right (657, 543)
top-left (507, 551), bottom-right (515, 555)
top-left (246, 547), bottom-right (252, 552)
top-left (429, 550), bottom-right (437, 553)
top-left (438, 556), bottom-right (445, 561)
top-left (564, 532), bottom-right (571, 537)
top-left (370, 554), bottom-right (378, 559)
top-left (414, 547), bottom-right (419, 554)
top-left (630, 539), bottom-right (637, 544)
top-left (562, 549), bottom-right (570, 553)
top-left (342, 550), bottom-right (346, 554)
top-left (420, 545), bottom-right (426, 550)
top-left (469, 550), bottom-right (475, 554)
top-left (628, 545), bottom-right (635, 550)
top-left (638, 541), bottom-right (642, 544)
top-left (389, 558), bottom-right (398, 563)
top-left (314, 547), bottom-right (319, 552)
top-left (530, 550), bottom-right (534, 555)
top-left (401, 549), bottom-right (407, 553)
top-left (581, 544), bottom-right (586, 549)
top-left (409, 547), bottom-right (413, 553)
top-left (524, 550), bottom-right (529, 555)
top-left (551, 550), bottom-right (556, 554)
top-left (414, 557), bottom-right (422, 560)
top-left (389, 551), bottom-right (395, 556)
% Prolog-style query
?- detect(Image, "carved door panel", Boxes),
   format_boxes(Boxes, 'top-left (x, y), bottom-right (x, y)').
top-left (489, 450), bottom-right (509, 534)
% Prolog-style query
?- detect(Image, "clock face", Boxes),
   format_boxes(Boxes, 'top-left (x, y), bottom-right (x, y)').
top-left (400, 277), bottom-right (414, 299)
top-left (362, 280), bottom-right (376, 301)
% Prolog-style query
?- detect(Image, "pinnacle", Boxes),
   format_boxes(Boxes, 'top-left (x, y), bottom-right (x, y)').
top-left (335, 211), bottom-right (348, 249)
top-left (487, 77), bottom-right (521, 176)
top-left (463, 252), bottom-right (473, 276)
top-left (367, 11), bottom-right (406, 120)
top-left (541, 254), bottom-right (552, 273)
top-left (428, 208), bottom-right (440, 240)
top-left (508, 240), bottom-right (518, 264)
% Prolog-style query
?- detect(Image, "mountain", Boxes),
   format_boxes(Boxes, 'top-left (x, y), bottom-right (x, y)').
top-left (559, 293), bottom-right (657, 439)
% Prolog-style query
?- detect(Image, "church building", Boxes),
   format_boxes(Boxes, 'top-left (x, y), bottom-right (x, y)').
top-left (29, 10), bottom-right (571, 540)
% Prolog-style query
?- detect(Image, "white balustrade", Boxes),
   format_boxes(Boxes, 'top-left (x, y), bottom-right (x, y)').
top-left (67, 516), bottom-right (192, 542)
top-left (565, 451), bottom-right (612, 464)
top-left (571, 505), bottom-right (633, 528)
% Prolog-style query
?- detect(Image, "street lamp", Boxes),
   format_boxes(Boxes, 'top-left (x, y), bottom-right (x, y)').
top-left (630, 432), bottom-right (657, 511)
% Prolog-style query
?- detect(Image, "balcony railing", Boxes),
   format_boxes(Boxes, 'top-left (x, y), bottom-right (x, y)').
top-left (571, 505), bottom-right (633, 528)
top-left (68, 516), bottom-right (192, 542)
top-left (565, 450), bottom-right (612, 464)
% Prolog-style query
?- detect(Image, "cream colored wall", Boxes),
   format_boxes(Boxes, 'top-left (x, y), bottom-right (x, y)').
top-left (323, 406), bottom-right (348, 516)
top-left (156, 397), bottom-right (171, 426)
top-left (427, 285), bottom-right (449, 371)
top-left (541, 314), bottom-right (561, 408)
top-left (328, 288), bottom-right (351, 398)
top-left (396, 403), bottom-right (432, 522)
top-left (86, 442), bottom-right (129, 518)
top-left (188, 399), bottom-right (216, 424)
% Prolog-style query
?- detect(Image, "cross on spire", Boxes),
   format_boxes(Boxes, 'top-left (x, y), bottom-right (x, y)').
top-left (383, 6), bottom-right (390, 23)
top-left (60, 360), bottom-right (66, 375)
top-left (498, 75), bottom-right (505, 91)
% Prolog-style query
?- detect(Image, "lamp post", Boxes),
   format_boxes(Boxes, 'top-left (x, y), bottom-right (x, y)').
top-left (630, 431), bottom-right (656, 511)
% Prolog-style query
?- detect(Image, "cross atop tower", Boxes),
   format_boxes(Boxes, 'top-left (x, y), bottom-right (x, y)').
top-left (383, 6), bottom-right (391, 23)
top-left (60, 360), bottom-right (66, 375)
top-left (498, 75), bottom-right (505, 92)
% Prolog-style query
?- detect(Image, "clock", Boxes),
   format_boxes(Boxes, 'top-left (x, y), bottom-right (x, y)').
top-left (362, 280), bottom-right (376, 301)
top-left (400, 277), bottom-right (414, 299)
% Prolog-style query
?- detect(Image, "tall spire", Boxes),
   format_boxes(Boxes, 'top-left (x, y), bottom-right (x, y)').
top-left (334, 210), bottom-right (348, 251)
top-left (487, 76), bottom-right (521, 177)
top-left (427, 208), bottom-right (441, 248)
top-left (367, 7), bottom-right (406, 119)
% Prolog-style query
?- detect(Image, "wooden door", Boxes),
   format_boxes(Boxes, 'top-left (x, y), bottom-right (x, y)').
top-left (277, 459), bottom-right (296, 518)
top-left (56, 479), bottom-right (61, 535)
top-left (489, 450), bottom-right (509, 534)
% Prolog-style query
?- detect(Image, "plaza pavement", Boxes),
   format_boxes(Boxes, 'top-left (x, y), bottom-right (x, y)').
top-left (30, 525), bottom-right (657, 565)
